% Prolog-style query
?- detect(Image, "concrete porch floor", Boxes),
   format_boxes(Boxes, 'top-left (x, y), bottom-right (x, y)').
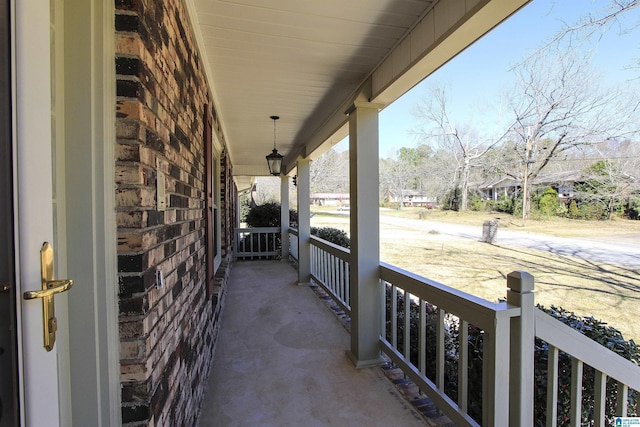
top-left (198, 260), bottom-right (426, 426)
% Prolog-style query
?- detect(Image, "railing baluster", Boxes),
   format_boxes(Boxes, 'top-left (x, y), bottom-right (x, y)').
top-left (616, 382), bottom-right (629, 417)
top-left (436, 308), bottom-right (445, 391)
top-left (593, 370), bottom-right (607, 426)
top-left (310, 245), bottom-right (314, 275)
top-left (391, 285), bottom-right (398, 349)
top-left (458, 319), bottom-right (468, 412)
top-left (338, 259), bottom-right (347, 301)
top-left (340, 259), bottom-right (345, 303)
top-left (570, 358), bottom-right (583, 427)
top-left (381, 281), bottom-right (387, 346)
top-left (243, 232), bottom-right (247, 255)
top-left (330, 254), bottom-right (336, 294)
top-left (404, 290), bottom-right (410, 360)
top-left (345, 263), bottom-right (350, 307)
top-left (546, 345), bottom-right (559, 427)
top-left (419, 299), bottom-right (426, 376)
top-left (322, 250), bottom-right (327, 284)
top-left (314, 246), bottom-right (319, 276)
top-left (271, 231), bottom-right (276, 258)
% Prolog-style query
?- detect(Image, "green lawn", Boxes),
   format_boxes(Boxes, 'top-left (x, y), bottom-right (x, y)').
top-left (310, 207), bottom-right (640, 341)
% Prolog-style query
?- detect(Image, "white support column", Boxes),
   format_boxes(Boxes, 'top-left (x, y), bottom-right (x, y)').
top-left (346, 101), bottom-right (383, 368)
top-left (507, 271), bottom-right (535, 426)
top-left (297, 159), bottom-right (311, 285)
top-left (280, 175), bottom-right (290, 260)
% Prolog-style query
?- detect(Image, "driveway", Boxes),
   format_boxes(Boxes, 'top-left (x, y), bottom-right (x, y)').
top-left (380, 215), bottom-right (640, 269)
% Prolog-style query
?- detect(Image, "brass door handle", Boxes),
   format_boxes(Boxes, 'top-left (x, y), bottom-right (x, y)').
top-left (22, 242), bottom-right (73, 351)
top-left (23, 279), bottom-right (73, 300)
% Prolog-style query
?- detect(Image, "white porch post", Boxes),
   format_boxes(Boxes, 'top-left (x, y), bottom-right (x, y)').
top-left (346, 101), bottom-right (383, 368)
top-left (297, 159), bottom-right (311, 285)
top-left (280, 175), bottom-right (290, 260)
top-left (507, 271), bottom-right (535, 425)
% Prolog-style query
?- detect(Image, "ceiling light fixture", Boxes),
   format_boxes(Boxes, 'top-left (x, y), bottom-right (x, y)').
top-left (265, 115), bottom-right (283, 176)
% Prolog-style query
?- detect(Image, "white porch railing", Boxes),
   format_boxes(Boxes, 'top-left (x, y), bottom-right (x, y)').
top-left (380, 262), bottom-right (520, 426)
top-left (535, 308), bottom-right (640, 426)
top-left (289, 228), bottom-right (298, 262)
top-left (234, 227), bottom-right (280, 260)
top-left (302, 237), bottom-right (640, 426)
top-left (310, 235), bottom-right (351, 315)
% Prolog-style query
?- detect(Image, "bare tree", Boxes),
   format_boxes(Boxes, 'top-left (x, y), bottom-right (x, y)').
top-left (413, 85), bottom-right (509, 210)
top-left (310, 148), bottom-right (349, 193)
top-left (502, 45), bottom-right (639, 222)
top-left (380, 154), bottom-right (417, 207)
top-left (575, 158), bottom-right (636, 219)
top-left (544, 1), bottom-right (640, 49)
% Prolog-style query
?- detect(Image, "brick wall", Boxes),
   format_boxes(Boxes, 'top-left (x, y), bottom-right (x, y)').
top-left (114, 0), bottom-right (229, 424)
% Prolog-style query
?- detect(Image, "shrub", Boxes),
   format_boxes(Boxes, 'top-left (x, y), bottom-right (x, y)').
top-left (577, 201), bottom-right (607, 221)
top-left (568, 199), bottom-right (579, 218)
top-left (538, 187), bottom-right (560, 219)
top-left (442, 188), bottom-right (461, 211)
top-left (626, 197), bottom-right (640, 220)
top-left (239, 193), bottom-right (251, 223)
top-left (245, 201), bottom-right (281, 227)
top-left (494, 194), bottom-right (514, 214)
top-left (310, 227), bottom-right (350, 248)
top-left (469, 196), bottom-right (486, 212)
top-left (245, 202), bottom-right (297, 228)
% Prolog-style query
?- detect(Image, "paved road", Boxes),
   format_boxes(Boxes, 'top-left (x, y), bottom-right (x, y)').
top-left (379, 215), bottom-right (640, 269)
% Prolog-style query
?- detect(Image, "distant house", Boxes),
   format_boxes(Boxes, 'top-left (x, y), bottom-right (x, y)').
top-left (471, 177), bottom-right (519, 201)
top-left (311, 193), bottom-right (350, 206)
top-left (471, 170), bottom-right (584, 200)
top-left (387, 190), bottom-right (437, 207)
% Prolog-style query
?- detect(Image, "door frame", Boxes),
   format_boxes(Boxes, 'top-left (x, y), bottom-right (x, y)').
top-left (59, 0), bottom-right (121, 424)
top-left (12, 0), bottom-right (121, 424)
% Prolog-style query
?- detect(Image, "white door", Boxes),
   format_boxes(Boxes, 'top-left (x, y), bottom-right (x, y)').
top-left (8, 0), bottom-right (68, 425)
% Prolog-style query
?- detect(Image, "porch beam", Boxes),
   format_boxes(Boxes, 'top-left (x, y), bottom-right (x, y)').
top-left (297, 159), bottom-right (311, 285)
top-left (346, 100), bottom-right (383, 368)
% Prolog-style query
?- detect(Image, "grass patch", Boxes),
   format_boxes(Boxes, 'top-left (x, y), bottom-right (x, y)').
top-left (310, 208), bottom-right (640, 341)
top-left (383, 207), bottom-right (640, 238)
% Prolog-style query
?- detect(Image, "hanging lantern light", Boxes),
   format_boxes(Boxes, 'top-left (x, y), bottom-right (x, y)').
top-left (265, 115), bottom-right (283, 176)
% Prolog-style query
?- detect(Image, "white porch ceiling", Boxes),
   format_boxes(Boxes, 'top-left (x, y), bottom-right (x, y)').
top-left (190, 0), bottom-right (529, 186)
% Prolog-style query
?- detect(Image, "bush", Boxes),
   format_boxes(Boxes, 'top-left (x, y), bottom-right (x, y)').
top-left (493, 194), bottom-right (514, 214)
top-left (538, 187), bottom-right (560, 219)
top-left (239, 194), bottom-right (251, 223)
top-left (568, 199), bottom-right (579, 218)
top-left (387, 291), bottom-right (639, 425)
top-left (577, 202), bottom-right (607, 221)
top-left (442, 188), bottom-right (461, 211)
top-left (310, 227), bottom-right (350, 248)
top-left (245, 202), bottom-right (281, 227)
top-left (626, 197), bottom-right (640, 220)
top-left (245, 202), bottom-right (297, 228)
top-left (469, 195), bottom-right (486, 212)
